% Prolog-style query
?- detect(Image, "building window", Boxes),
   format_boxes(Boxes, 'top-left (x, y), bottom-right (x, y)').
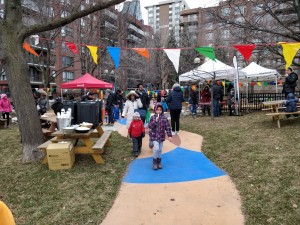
top-left (61, 10), bottom-right (70, 18)
top-left (61, 26), bottom-right (73, 37)
top-left (205, 22), bottom-right (213, 30)
top-left (62, 71), bottom-right (74, 82)
top-left (221, 7), bottom-right (230, 16)
top-left (0, 9), bottom-right (4, 18)
top-left (0, 0), bottom-right (4, 4)
top-left (86, 0), bottom-right (89, 4)
top-left (61, 43), bottom-right (68, 52)
top-left (29, 67), bottom-right (41, 82)
top-left (62, 56), bottom-right (74, 67)
top-left (235, 6), bottom-right (245, 15)
top-left (0, 68), bottom-right (6, 81)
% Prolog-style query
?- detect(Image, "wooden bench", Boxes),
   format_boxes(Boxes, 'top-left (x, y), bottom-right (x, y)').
top-left (266, 111), bottom-right (300, 128)
top-left (92, 130), bottom-right (112, 152)
top-left (262, 106), bottom-right (300, 111)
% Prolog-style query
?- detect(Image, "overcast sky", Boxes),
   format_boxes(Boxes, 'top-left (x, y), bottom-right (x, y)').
top-left (139, 0), bottom-right (221, 24)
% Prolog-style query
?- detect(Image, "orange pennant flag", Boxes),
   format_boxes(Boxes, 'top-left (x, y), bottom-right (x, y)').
top-left (23, 42), bottom-right (39, 56)
top-left (132, 48), bottom-right (150, 60)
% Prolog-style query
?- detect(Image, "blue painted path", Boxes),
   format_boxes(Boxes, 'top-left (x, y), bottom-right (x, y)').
top-left (123, 147), bottom-right (226, 184)
top-left (117, 118), bottom-right (127, 125)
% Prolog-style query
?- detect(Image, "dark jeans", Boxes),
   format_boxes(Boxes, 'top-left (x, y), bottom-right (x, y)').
top-left (213, 99), bottom-right (220, 117)
top-left (2, 112), bottom-right (9, 126)
top-left (107, 106), bottom-right (114, 124)
top-left (202, 105), bottom-right (210, 115)
top-left (170, 109), bottom-right (181, 132)
top-left (132, 136), bottom-right (142, 153)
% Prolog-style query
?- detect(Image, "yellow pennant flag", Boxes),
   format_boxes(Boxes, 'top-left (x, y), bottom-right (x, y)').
top-left (23, 42), bottom-right (39, 56)
top-left (86, 45), bottom-right (98, 64)
top-left (222, 81), bottom-right (225, 86)
top-left (132, 48), bottom-right (150, 60)
top-left (280, 42), bottom-right (300, 69)
top-left (257, 82), bottom-right (261, 86)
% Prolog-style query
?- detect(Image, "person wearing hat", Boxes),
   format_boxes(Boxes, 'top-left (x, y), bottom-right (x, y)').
top-left (128, 111), bottom-right (145, 157)
top-left (122, 90), bottom-right (143, 128)
top-left (282, 67), bottom-right (298, 98)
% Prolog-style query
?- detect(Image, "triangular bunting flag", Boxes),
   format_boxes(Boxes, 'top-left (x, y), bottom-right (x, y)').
top-left (23, 42), bottom-right (39, 56)
top-left (107, 46), bottom-right (121, 69)
top-left (222, 81), bottom-right (225, 86)
top-left (163, 49), bottom-right (181, 73)
top-left (263, 81), bottom-right (268, 87)
top-left (132, 48), bottom-right (150, 60)
top-left (87, 45), bottom-right (98, 64)
top-left (280, 42), bottom-right (300, 69)
top-left (195, 47), bottom-right (216, 61)
top-left (65, 42), bottom-right (79, 54)
top-left (257, 82), bottom-right (261, 86)
top-left (233, 44), bottom-right (256, 62)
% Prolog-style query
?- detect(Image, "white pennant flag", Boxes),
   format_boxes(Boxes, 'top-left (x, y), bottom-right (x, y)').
top-left (164, 49), bottom-right (181, 73)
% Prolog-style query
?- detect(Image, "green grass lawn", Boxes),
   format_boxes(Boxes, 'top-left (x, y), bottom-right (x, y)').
top-left (0, 126), bottom-right (133, 225)
top-left (181, 112), bottom-right (300, 225)
top-left (1, 112), bottom-right (299, 225)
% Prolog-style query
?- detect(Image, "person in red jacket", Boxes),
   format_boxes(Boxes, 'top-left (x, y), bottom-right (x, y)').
top-left (128, 112), bottom-right (145, 157)
top-left (200, 86), bottom-right (211, 116)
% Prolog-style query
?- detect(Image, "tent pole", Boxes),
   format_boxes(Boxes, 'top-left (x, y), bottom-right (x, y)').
top-left (275, 75), bottom-right (278, 94)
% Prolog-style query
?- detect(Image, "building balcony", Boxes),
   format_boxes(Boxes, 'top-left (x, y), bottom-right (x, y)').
top-left (127, 34), bottom-right (141, 43)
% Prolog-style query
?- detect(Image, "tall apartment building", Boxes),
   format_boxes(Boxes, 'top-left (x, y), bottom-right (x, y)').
top-left (0, 0), bottom-right (153, 94)
top-left (180, 1), bottom-right (299, 73)
top-left (145, 0), bottom-right (189, 44)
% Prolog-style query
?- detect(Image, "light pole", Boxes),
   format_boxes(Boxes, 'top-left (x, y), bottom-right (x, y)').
top-left (103, 69), bottom-right (117, 92)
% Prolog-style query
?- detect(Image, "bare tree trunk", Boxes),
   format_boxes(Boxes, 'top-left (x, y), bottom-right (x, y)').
top-left (1, 0), bottom-right (44, 162)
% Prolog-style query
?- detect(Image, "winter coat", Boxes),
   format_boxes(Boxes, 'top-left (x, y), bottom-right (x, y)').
top-left (200, 89), bottom-right (210, 103)
top-left (115, 93), bottom-right (124, 109)
top-left (0, 95), bottom-right (12, 113)
top-left (136, 90), bottom-right (150, 110)
top-left (105, 93), bottom-right (116, 111)
top-left (37, 98), bottom-right (48, 115)
top-left (282, 72), bottom-right (298, 94)
top-left (122, 98), bottom-right (143, 128)
top-left (166, 86), bottom-right (184, 110)
top-left (189, 90), bottom-right (198, 104)
top-left (128, 119), bottom-right (145, 138)
top-left (51, 101), bottom-right (64, 115)
top-left (148, 112), bottom-right (172, 143)
top-left (211, 84), bottom-right (223, 100)
top-left (283, 93), bottom-right (299, 112)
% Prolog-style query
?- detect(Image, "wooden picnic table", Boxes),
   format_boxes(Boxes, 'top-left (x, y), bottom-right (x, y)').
top-left (50, 125), bottom-right (111, 164)
top-left (40, 112), bottom-right (57, 134)
top-left (263, 100), bottom-right (300, 128)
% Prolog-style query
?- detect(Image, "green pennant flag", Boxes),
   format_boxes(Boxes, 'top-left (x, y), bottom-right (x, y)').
top-left (195, 47), bottom-right (216, 61)
top-left (263, 81), bottom-right (268, 87)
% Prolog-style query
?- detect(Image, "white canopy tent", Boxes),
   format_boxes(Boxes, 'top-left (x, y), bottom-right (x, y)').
top-left (179, 58), bottom-right (245, 83)
top-left (240, 62), bottom-right (280, 93)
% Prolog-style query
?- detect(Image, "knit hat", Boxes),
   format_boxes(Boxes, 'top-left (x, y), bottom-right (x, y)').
top-left (1, 94), bottom-right (7, 99)
top-left (133, 112), bottom-right (140, 117)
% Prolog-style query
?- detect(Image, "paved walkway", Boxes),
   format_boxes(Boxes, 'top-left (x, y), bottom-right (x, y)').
top-left (101, 120), bottom-right (244, 225)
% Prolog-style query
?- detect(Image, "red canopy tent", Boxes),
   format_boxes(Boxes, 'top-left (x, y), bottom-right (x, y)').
top-left (61, 73), bottom-right (113, 89)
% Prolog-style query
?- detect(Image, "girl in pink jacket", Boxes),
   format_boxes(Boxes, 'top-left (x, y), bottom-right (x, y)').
top-left (0, 94), bottom-right (13, 128)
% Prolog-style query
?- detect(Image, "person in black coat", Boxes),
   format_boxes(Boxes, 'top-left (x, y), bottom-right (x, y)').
top-left (282, 67), bottom-right (298, 98)
top-left (136, 83), bottom-right (150, 110)
top-left (166, 83), bottom-right (184, 135)
top-left (51, 97), bottom-right (64, 115)
top-left (211, 81), bottom-right (223, 117)
top-left (189, 86), bottom-right (198, 118)
top-left (105, 89), bottom-right (116, 126)
top-left (136, 83), bottom-right (150, 124)
top-left (115, 89), bottom-right (125, 115)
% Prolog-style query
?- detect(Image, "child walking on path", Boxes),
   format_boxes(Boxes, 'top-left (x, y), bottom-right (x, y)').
top-left (148, 104), bottom-right (172, 170)
top-left (128, 112), bottom-right (145, 157)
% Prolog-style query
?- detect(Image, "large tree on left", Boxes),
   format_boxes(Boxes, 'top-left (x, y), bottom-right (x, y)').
top-left (0, 0), bottom-right (125, 162)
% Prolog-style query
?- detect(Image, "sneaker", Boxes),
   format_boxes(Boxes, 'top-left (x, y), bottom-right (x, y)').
top-left (192, 113), bottom-right (196, 119)
top-left (134, 152), bottom-right (139, 157)
top-left (175, 131), bottom-right (179, 135)
top-left (172, 131), bottom-right (176, 136)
